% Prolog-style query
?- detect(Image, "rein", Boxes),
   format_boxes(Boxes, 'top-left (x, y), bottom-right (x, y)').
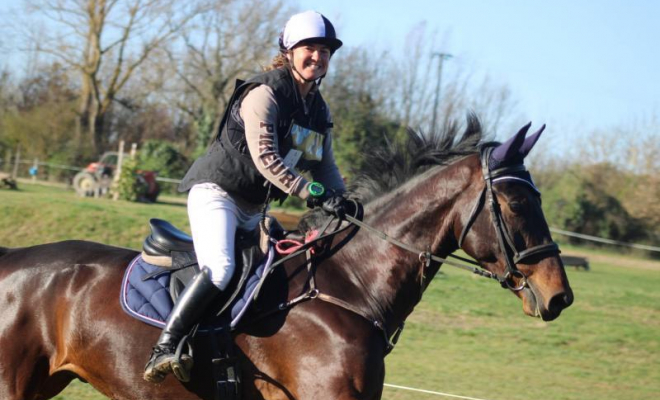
top-left (344, 213), bottom-right (497, 282)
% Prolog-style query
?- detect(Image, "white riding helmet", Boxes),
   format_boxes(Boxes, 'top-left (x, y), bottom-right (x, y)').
top-left (279, 11), bottom-right (343, 54)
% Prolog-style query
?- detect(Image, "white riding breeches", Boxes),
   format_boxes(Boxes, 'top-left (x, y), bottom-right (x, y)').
top-left (187, 183), bottom-right (263, 290)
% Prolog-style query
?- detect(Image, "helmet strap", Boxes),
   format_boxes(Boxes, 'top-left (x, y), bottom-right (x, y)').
top-left (288, 51), bottom-right (318, 84)
top-left (291, 64), bottom-right (318, 84)
top-left (287, 51), bottom-right (328, 90)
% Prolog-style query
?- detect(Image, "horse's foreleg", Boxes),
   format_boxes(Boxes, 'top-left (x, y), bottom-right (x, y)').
top-left (0, 310), bottom-right (76, 400)
top-left (0, 261), bottom-right (81, 400)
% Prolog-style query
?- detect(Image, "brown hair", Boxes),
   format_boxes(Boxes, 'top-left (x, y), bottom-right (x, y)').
top-left (263, 52), bottom-right (290, 71)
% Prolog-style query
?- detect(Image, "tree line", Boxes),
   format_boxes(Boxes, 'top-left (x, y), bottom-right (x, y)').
top-left (0, 0), bottom-right (658, 251)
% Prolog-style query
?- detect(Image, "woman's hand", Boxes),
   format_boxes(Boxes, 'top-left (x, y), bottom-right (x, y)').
top-left (306, 189), bottom-right (349, 219)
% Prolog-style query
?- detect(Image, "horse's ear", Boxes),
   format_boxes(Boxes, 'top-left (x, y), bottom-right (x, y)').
top-left (519, 124), bottom-right (545, 158)
top-left (491, 122), bottom-right (531, 164)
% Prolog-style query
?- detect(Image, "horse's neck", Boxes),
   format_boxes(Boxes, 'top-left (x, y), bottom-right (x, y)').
top-left (367, 156), bottom-right (477, 251)
top-left (335, 157), bottom-right (478, 330)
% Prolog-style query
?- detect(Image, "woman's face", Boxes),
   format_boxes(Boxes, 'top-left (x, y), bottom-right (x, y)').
top-left (288, 42), bottom-right (332, 84)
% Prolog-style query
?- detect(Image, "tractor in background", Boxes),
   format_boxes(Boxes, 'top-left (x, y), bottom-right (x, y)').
top-left (73, 152), bottom-right (160, 202)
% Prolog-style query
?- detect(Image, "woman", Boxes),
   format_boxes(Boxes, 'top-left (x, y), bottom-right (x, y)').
top-left (144, 10), bottom-right (348, 383)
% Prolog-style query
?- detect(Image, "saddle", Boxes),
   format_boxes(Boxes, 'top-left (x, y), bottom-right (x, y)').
top-left (133, 218), bottom-right (284, 400)
top-left (141, 218), bottom-right (280, 304)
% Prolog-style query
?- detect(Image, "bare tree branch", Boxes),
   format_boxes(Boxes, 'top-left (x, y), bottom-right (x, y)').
top-left (18, 0), bottom-right (209, 155)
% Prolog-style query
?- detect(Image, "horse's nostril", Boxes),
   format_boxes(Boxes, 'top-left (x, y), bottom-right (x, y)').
top-left (548, 291), bottom-right (573, 314)
top-left (563, 292), bottom-right (574, 307)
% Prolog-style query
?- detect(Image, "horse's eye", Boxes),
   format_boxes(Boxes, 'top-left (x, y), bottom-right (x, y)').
top-left (509, 201), bottom-right (524, 214)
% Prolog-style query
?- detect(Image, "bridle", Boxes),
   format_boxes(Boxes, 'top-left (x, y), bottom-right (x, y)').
top-left (456, 146), bottom-right (560, 291)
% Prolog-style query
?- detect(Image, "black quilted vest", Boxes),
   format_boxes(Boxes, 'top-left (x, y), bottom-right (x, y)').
top-left (178, 67), bottom-right (331, 205)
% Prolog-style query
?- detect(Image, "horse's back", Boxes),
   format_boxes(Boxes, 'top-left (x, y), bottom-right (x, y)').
top-left (0, 239), bottom-right (136, 265)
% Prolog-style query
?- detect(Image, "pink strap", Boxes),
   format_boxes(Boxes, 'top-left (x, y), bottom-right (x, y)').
top-left (275, 230), bottom-right (320, 255)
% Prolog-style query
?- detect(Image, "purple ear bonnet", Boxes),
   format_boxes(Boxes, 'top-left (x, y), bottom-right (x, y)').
top-left (489, 123), bottom-right (545, 193)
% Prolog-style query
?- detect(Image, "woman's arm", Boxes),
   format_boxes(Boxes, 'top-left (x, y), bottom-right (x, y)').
top-left (241, 85), bottom-right (311, 199)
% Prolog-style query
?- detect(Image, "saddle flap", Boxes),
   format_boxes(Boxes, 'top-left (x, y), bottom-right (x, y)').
top-left (168, 229), bottom-right (266, 313)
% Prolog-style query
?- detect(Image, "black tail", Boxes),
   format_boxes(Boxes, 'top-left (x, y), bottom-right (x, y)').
top-left (0, 247), bottom-right (9, 258)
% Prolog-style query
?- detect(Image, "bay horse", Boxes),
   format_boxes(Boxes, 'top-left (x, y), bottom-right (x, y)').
top-left (0, 117), bottom-right (573, 400)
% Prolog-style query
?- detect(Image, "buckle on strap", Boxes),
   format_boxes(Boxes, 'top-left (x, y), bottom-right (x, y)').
top-left (502, 270), bottom-right (527, 292)
top-left (418, 251), bottom-right (432, 268)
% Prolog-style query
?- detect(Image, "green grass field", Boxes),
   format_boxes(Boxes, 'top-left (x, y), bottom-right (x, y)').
top-left (2, 183), bottom-right (658, 400)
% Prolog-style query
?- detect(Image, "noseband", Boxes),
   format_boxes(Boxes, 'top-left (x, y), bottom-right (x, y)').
top-left (457, 146), bottom-right (560, 291)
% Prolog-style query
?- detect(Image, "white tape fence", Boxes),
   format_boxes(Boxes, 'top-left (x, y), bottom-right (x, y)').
top-left (384, 383), bottom-right (496, 400)
top-left (549, 227), bottom-right (660, 253)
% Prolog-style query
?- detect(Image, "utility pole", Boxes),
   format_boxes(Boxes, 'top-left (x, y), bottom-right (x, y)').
top-left (431, 52), bottom-right (453, 133)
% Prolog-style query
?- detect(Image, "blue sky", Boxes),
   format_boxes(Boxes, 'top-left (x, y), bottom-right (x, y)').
top-left (1, 0), bottom-right (657, 147)
top-left (300, 0), bottom-right (660, 143)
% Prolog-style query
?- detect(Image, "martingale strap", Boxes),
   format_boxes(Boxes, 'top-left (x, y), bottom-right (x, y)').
top-left (249, 204), bottom-right (405, 355)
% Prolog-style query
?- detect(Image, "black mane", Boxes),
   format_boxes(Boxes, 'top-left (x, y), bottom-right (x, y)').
top-left (348, 114), bottom-right (487, 203)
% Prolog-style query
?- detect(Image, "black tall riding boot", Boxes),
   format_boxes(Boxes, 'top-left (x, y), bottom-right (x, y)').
top-left (144, 269), bottom-right (221, 383)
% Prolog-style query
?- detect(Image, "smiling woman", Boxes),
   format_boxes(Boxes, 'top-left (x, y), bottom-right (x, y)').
top-left (146, 9), bottom-right (350, 384)
top-left (279, 10), bottom-right (340, 95)
top-left (288, 43), bottom-right (332, 92)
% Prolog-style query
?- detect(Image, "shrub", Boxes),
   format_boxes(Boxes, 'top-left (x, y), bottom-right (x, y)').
top-left (112, 158), bottom-right (147, 202)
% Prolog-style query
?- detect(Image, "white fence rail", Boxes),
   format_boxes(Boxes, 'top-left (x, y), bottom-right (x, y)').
top-left (549, 227), bottom-right (660, 253)
top-left (0, 158), bottom-right (182, 186)
top-left (384, 383), bottom-right (495, 400)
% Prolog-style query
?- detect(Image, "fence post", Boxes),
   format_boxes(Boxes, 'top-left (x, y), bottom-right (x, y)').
top-left (112, 140), bottom-right (126, 200)
top-left (31, 158), bottom-right (39, 182)
top-left (11, 146), bottom-right (20, 179)
top-left (3, 149), bottom-right (11, 172)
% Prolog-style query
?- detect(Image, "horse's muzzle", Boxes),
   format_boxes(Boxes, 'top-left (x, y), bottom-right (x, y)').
top-left (521, 284), bottom-right (573, 321)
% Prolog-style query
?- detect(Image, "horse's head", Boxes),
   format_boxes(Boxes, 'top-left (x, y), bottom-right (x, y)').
top-left (457, 123), bottom-right (573, 321)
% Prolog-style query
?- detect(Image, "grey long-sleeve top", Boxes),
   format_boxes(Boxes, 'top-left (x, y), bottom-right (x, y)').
top-left (240, 84), bottom-right (346, 200)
